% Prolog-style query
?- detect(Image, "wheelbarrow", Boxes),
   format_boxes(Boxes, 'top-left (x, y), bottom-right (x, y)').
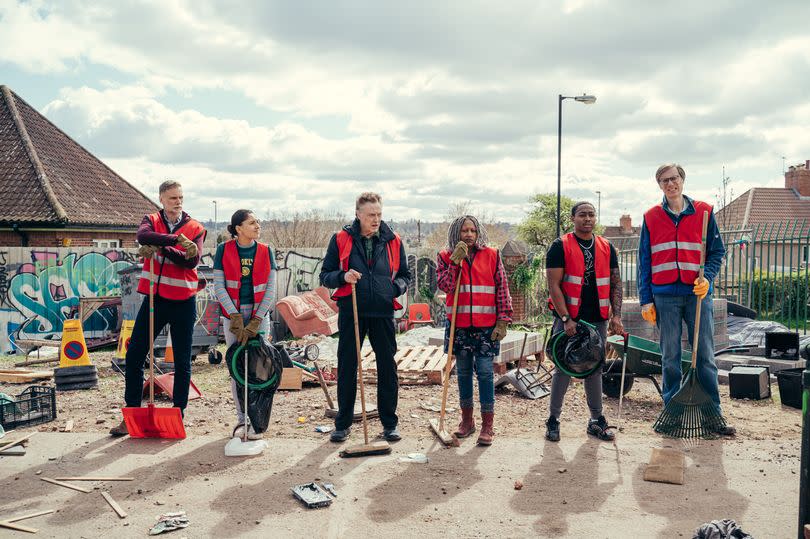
top-left (602, 334), bottom-right (692, 399)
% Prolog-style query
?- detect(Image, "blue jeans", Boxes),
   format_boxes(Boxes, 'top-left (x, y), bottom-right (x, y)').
top-left (456, 349), bottom-right (495, 413)
top-left (654, 294), bottom-right (721, 412)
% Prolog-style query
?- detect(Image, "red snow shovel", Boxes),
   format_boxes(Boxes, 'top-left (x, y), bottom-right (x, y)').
top-left (122, 256), bottom-right (186, 439)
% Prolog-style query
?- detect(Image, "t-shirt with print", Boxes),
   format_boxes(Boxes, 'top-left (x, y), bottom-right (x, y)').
top-left (545, 235), bottom-right (619, 323)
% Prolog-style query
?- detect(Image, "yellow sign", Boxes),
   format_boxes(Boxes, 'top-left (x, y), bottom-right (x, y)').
top-left (59, 319), bottom-right (92, 367)
top-left (116, 320), bottom-right (135, 359)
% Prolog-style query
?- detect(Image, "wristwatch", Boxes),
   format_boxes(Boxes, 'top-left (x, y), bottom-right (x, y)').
top-left (560, 315), bottom-right (570, 323)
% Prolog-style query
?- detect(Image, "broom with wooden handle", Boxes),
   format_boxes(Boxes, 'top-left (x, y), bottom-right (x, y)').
top-left (653, 210), bottom-right (726, 438)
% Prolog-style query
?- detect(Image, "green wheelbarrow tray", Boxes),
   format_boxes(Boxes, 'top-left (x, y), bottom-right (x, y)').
top-left (606, 334), bottom-right (691, 376)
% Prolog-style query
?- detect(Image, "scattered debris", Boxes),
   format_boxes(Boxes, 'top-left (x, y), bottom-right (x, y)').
top-left (644, 447), bottom-right (686, 485)
top-left (557, 468), bottom-right (567, 474)
top-left (63, 420), bottom-right (74, 432)
top-left (419, 399), bottom-right (455, 414)
top-left (149, 511), bottom-right (189, 535)
top-left (0, 445), bottom-right (26, 456)
top-left (291, 482), bottom-right (333, 508)
top-left (101, 491), bottom-right (127, 518)
top-left (0, 432), bottom-right (35, 451)
top-left (514, 480), bottom-right (523, 490)
top-left (41, 477), bottom-right (91, 493)
top-left (398, 453), bottom-right (429, 464)
top-left (297, 416), bottom-right (308, 424)
top-left (55, 476), bottom-right (135, 482)
top-left (314, 425), bottom-right (333, 433)
top-left (322, 483), bottom-right (337, 497)
top-left (0, 509), bottom-right (55, 534)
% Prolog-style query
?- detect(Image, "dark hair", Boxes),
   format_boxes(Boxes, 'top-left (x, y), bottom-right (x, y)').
top-left (447, 215), bottom-right (488, 250)
top-left (571, 201), bottom-right (595, 217)
top-left (227, 209), bottom-right (254, 238)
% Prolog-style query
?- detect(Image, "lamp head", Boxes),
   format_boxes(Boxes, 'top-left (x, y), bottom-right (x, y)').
top-left (574, 94), bottom-right (597, 104)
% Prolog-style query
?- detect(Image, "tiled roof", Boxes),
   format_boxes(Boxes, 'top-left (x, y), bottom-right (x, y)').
top-left (0, 86), bottom-right (158, 227)
top-left (603, 225), bottom-right (640, 238)
top-left (716, 187), bottom-right (810, 229)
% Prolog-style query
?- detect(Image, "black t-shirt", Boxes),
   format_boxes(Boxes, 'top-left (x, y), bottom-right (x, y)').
top-left (546, 235), bottom-right (619, 323)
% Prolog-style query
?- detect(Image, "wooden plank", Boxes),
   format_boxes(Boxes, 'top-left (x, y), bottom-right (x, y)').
top-left (0, 446), bottom-right (26, 456)
top-left (54, 476), bottom-right (134, 481)
top-left (0, 432), bottom-right (36, 450)
top-left (5, 510), bottom-right (55, 523)
top-left (101, 491), bottom-right (127, 518)
top-left (0, 520), bottom-right (38, 533)
top-left (277, 367), bottom-right (303, 390)
top-left (40, 477), bottom-right (91, 493)
top-left (0, 369), bottom-right (53, 383)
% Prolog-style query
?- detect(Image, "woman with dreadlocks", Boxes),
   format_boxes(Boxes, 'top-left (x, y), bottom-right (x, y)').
top-left (436, 215), bottom-right (513, 445)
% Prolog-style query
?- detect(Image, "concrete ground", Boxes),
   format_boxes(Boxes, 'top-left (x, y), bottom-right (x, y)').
top-left (0, 430), bottom-right (799, 538)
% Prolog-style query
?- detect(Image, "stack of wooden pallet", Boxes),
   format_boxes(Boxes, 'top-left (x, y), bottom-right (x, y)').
top-left (359, 345), bottom-right (450, 385)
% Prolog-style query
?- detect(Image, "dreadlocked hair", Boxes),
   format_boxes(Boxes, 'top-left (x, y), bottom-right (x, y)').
top-left (447, 215), bottom-right (488, 251)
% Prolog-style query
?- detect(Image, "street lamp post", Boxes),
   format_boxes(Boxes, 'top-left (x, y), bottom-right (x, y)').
top-left (595, 190), bottom-right (601, 222)
top-left (556, 93), bottom-right (597, 238)
top-left (212, 200), bottom-right (217, 237)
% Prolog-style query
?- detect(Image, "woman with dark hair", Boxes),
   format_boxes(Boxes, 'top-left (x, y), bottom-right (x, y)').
top-left (436, 215), bottom-right (512, 445)
top-left (213, 209), bottom-right (278, 440)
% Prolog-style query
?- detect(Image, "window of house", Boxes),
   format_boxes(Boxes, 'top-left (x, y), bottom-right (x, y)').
top-left (93, 239), bottom-right (120, 249)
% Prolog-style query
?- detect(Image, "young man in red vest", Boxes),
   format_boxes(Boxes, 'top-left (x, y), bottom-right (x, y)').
top-left (319, 192), bottom-right (410, 443)
top-left (111, 180), bottom-right (206, 436)
top-left (545, 201), bottom-right (623, 442)
top-left (638, 163), bottom-right (735, 436)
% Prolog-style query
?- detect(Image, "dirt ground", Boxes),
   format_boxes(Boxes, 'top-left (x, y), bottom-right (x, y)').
top-left (0, 341), bottom-right (804, 538)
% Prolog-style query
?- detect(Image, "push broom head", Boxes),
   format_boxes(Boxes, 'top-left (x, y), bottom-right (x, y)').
top-left (653, 371), bottom-right (726, 439)
top-left (339, 441), bottom-right (391, 458)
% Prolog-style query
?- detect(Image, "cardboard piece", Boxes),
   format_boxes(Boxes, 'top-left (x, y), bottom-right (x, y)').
top-left (643, 447), bottom-right (686, 485)
top-left (278, 367), bottom-right (303, 390)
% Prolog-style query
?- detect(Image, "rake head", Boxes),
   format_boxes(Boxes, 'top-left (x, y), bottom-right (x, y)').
top-left (653, 371), bottom-right (726, 439)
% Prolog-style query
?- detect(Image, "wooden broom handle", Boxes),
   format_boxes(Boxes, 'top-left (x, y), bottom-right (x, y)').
top-left (690, 211), bottom-right (710, 369)
top-left (439, 267), bottom-right (463, 430)
top-left (350, 283), bottom-right (369, 445)
top-left (148, 255), bottom-right (155, 405)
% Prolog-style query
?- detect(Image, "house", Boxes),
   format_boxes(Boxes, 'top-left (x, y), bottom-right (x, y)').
top-left (0, 85), bottom-right (158, 247)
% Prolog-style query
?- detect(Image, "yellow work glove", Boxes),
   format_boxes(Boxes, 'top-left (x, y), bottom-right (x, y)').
top-left (244, 317), bottom-right (263, 340)
top-left (176, 233), bottom-right (198, 259)
top-left (137, 244), bottom-right (158, 259)
top-left (491, 320), bottom-right (508, 342)
top-left (228, 313), bottom-right (248, 344)
top-left (449, 241), bottom-right (468, 265)
top-left (641, 303), bottom-right (657, 326)
top-left (693, 277), bottom-right (709, 299)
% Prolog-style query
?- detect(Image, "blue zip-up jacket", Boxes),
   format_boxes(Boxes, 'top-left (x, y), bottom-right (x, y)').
top-left (637, 195), bottom-right (725, 305)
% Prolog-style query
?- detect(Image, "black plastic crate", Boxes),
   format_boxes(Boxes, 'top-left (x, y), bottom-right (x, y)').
top-left (776, 368), bottom-right (803, 409)
top-left (0, 385), bottom-right (57, 429)
top-left (766, 332), bottom-right (800, 360)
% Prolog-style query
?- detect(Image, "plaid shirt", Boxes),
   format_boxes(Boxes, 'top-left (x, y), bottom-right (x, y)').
top-left (436, 248), bottom-right (513, 323)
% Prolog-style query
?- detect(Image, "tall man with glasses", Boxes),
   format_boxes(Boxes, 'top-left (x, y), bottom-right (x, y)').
top-left (637, 163), bottom-right (735, 436)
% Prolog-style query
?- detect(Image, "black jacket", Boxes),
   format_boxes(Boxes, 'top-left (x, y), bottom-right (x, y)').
top-left (319, 220), bottom-right (410, 318)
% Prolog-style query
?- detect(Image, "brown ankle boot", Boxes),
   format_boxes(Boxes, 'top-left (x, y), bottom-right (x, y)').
top-left (454, 407), bottom-right (476, 438)
top-left (477, 412), bottom-right (494, 446)
top-left (109, 419), bottom-right (129, 437)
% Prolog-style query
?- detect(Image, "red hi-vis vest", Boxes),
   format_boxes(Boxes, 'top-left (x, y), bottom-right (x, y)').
top-left (644, 200), bottom-right (712, 286)
top-left (331, 230), bottom-right (403, 310)
top-left (221, 240), bottom-right (272, 316)
top-left (137, 213), bottom-right (205, 300)
top-left (548, 234), bottom-right (611, 320)
top-left (439, 247), bottom-right (498, 328)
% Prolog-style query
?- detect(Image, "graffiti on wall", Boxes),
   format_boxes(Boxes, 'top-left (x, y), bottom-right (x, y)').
top-left (4, 249), bottom-right (132, 350)
top-left (275, 249), bottom-right (325, 297)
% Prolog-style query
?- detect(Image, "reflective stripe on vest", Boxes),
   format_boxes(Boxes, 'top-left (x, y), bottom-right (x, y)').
top-left (644, 200), bottom-right (712, 286)
top-left (330, 230), bottom-right (403, 310)
top-left (439, 246), bottom-right (499, 328)
top-left (136, 213), bottom-right (205, 300)
top-left (549, 233), bottom-right (611, 320)
top-left (221, 240), bottom-right (272, 316)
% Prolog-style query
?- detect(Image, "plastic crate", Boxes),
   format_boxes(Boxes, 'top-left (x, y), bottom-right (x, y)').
top-left (0, 385), bottom-right (57, 429)
top-left (775, 368), bottom-right (803, 409)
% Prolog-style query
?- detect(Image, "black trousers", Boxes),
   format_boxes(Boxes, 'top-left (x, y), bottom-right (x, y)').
top-left (335, 313), bottom-right (398, 430)
top-left (124, 295), bottom-right (196, 411)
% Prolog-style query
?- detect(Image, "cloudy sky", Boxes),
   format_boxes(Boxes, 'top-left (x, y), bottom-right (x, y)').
top-left (2, 0), bottom-right (808, 227)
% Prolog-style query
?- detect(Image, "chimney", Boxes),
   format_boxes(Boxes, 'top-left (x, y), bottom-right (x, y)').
top-left (620, 214), bottom-right (632, 234)
top-left (785, 159), bottom-right (810, 196)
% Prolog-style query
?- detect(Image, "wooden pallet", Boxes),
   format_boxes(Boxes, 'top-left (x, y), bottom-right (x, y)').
top-left (0, 369), bottom-right (54, 383)
top-left (360, 346), bottom-right (450, 385)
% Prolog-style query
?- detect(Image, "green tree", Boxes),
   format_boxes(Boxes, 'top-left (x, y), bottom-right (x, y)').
top-left (517, 193), bottom-right (603, 249)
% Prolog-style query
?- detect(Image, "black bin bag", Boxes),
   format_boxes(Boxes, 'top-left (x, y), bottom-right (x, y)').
top-left (226, 339), bottom-right (283, 433)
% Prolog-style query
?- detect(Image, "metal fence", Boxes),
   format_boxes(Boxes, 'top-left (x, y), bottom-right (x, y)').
top-left (611, 219), bottom-right (810, 332)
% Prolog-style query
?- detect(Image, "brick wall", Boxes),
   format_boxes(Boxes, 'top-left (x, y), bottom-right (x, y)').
top-left (502, 252), bottom-right (528, 322)
top-left (785, 162), bottom-right (810, 196)
top-left (0, 230), bottom-right (138, 248)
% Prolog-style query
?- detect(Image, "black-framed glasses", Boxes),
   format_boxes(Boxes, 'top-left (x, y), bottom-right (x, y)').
top-left (658, 175), bottom-right (681, 184)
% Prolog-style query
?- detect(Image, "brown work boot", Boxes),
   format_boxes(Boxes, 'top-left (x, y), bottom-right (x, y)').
top-left (477, 412), bottom-right (494, 446)
top-left (109, 419), bottom-right (129, 437)
top-left (454, 407), bottom-right (476, 438)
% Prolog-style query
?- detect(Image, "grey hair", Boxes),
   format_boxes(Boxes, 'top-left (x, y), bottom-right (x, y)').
top-left (655, 163), bottom-right (686, 183)
top-left (447, 215), bottom-right (488, 250)
top-left (158, 180), bottom-right (182, 194)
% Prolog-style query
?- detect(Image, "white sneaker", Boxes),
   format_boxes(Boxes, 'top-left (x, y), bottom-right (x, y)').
top-left (247, 425), bottom-right (263, 440)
